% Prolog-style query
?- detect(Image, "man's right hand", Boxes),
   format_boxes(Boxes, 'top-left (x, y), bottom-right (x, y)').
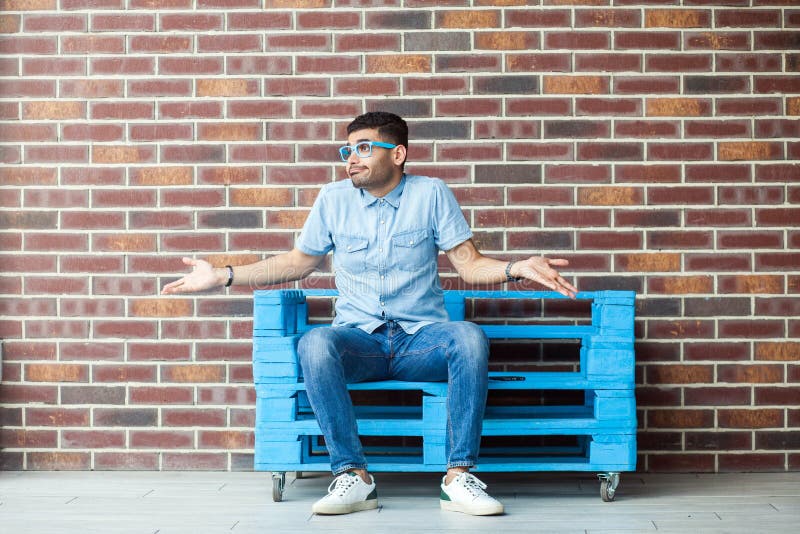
top-left (161, 257), bottom-right (225, 295)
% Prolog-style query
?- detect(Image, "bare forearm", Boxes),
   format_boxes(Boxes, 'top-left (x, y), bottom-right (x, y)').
top-left (215, 250), bottom-right (320, 289)
top-left (455, 255), bottom-right (511, 285)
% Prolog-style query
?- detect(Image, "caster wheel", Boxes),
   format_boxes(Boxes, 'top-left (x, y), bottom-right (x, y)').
top-left (272, 473), bottom-right (285, 502)
top-left (600, 480), bottom-right (615, 502)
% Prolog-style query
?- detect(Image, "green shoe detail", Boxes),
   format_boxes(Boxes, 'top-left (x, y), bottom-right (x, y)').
top-left (367, 488), bottom-right (378, 500)
top-left (440, 488), bottom-right (451, 501)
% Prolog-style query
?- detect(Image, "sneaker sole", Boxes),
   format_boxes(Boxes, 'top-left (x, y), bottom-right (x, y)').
top-left (440, 499), bottom-right (504, 516)
top-left (312, 499), bottom-right (379, 515)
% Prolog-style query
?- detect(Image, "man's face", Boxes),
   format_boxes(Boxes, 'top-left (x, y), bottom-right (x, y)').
top-left (344, 128), bottom-right (399, 190)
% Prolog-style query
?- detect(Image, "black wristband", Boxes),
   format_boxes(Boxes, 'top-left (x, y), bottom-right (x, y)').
top-left (224, 265), bottom-right (234, 287)
top-left (505, 261), bottom-right (520, 283)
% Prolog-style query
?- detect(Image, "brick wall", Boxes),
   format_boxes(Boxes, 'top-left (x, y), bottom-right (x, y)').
top-left (0, 1), bottom-right (798, 472)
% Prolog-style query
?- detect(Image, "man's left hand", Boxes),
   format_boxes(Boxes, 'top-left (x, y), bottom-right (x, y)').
top-left (511, 257), bottom-right (579, 299)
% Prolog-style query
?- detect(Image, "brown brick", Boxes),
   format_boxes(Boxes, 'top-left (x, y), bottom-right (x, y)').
top-left (645, 9), bottom-right (709, 28)
top-left (647, 364), bottom-right (713, 384)
top-left (199, 430), bottom-right (254, 449)
top-left (93, 145), bottom-right (155, 164)
top-left (789, 97), bottom-right (800, 115)
top-left (26, 407), bottom-right (89, 427)
top-left (543, 75), bottom-right (607, 94)
top-left (161, 364), bottom-right (225, 383)
top-left (719, 142), bottom-right (782, 161)
top-left (229, 188), bottom-right (292, 207)
top-left (93, 234), bottom-right (155, 252)
top-left (646, 98), bottom-right (710, 117)
top-left (616, 253), bottom-right (680, 272)
top-left (475, 31), bottom-right (538, 50)
top-left (26, 363), bottom-right (87, 382)
top-left (23, 101), bottom-right (84, 120)
top-left (130, 166), bottom-right (192, 186)
top-left (366, 54), bottom-right (430, 74)
top-left (28, 452), bottom-right (90, 471)
top-left (648, 409), bottom-right (713, 428)
top-left (719, 409), bottom-right (783, 429)
top-left (684, 386), bottom-right (751, 406)
top-left (437, 10), bottom-right (499, 29)
top-left (577, 186), bottom-right (640, 206)
top-left (755, 342), bottom-right (800, 361)
top-left (196, 79), bottom-right (258, 97)
top-left (648, 276), bottom-right (714, 294)
top-left (718, 275), bottom-right (784, 294)
top-left (719, 364), bottom-right (784, 384)
top-left (163, 408), bottom-right (226, 427)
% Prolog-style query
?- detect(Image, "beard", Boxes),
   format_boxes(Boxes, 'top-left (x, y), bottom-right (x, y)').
top-left (347, 164), bottom-right (395, 191)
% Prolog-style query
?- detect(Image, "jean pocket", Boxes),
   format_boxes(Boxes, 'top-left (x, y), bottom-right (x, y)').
top-left (392, 229), bottom-right (431, 271)
top-left (334, 234), bottom-right (368, 273)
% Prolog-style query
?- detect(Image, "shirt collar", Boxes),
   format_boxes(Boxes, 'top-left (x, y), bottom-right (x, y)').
top-left (359, 174), bottom-right (406, 208)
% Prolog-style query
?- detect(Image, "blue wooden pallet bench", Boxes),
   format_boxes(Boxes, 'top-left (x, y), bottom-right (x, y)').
top-left (252, 289), bottom-right (637, 502)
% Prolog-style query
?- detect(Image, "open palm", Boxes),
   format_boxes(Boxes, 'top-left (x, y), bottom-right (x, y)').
top-left (161, 257), bottom-right (220, 295)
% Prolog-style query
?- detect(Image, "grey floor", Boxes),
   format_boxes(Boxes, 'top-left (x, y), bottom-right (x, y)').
top-left (1, 471), bottom-right (799, 533)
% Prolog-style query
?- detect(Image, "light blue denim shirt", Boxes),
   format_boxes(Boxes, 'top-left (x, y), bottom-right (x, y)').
top-left (295, 174), bottom-right (472, 334)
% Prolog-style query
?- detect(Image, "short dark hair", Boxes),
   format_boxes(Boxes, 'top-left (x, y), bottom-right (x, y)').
top-left (346, 111), bottom-right (408, 149)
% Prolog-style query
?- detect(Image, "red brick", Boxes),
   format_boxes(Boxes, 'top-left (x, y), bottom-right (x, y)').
top-left (615, 120), bottom-right (680, 138)
top-left (95, 452), bottom-right (159, 470)
top-left (298, 55), bottom-right (360, 74)
top-left (128, 342), bottom-right (191, 362)
top-left (507, 142), bottom-right (573, 161)
top-left (616, 31), bottom-right (680, 50)
top-left (0, 36), bottom-right (56, 54)
top-left (227, 11), bottom-right (291, 30)
top-left (647, 318), bottom-right (715, 339)
top-left (60, 256), bottom-right (123, 273)
top-left (717, 97), bottom-right (782, 116)
top-left (131, 430), bottom-right (194, 448)
top-left (159, 101), bottom-right (223, 119)
top-left (0, 384), bottom-right (57, 404)
top-left (265, 78), bottom-right (330, 97)
top-left (26, 407), bottom-right (89, 427)
top-left (62, 430), bottom-right (125, 449)
top-left (755, 387), bottom-right (800, 405)
top-left (129, 386), bottom-right (193, 405)
top-left (160, 13), bottom-right (223, 31)
top-left (575, 53), bottom-right (642, 73)
top-left (333, 78), bottom-right (399, 97)
top-left (297, 11), bottom-right (360, 29)
top-left (60, 341), bottom-right (122, 361)
top-left (436, 54), bottom-right (501, 73)
top-left (22, 57), bottom-right (86, 76)
top-left (685, 387), bottom-right (751, 407)
top-left (91, 13), bottom-right (153, 31)
top-left (683, 31), bottom-right (750, 51)
top-left (163, 408), bottom-right (226, 427)
top-left (161, 320), bottom-right (227, 339)
top-left (227, 56), bottom-right (292, 75)
top-left (506, 53), bottom-right (571, 72)
top-left (159, 57), bottom-right (222, 75)
top-left (93, 364), bottom-right (156, 383)
top-left (62, 35), bottom-right (124, 54)
top-left (545, 164), bottom-right (610, 184)
top-left (226, 100), bottom-right (291, 118)
top-left (684, 341), bottom-right (750, 362)
top-left (505, 8), bottom-right (570, 27)
top-left (94, 320), bottom-right (157, 339)
top-left (507, 97), bottom-right (571, 116)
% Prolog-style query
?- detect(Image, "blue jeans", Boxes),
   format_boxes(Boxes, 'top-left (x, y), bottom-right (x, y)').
top-left (297, 320), bottom-right (489, 476)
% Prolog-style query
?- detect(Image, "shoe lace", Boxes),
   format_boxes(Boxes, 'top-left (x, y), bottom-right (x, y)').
top-left (458, 473), bottom-right (489, 498)
top-left (327, 473), bottom-right (360, 497)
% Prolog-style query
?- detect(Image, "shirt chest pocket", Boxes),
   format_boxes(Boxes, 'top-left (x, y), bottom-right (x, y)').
top-left (334, 235), bottom-right (368, 273)
top-left (391, 229), bottom-right (432, 271)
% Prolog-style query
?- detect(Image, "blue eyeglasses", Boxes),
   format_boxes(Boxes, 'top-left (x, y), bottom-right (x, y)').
top-left (338, 141), bottom-right (397, 162)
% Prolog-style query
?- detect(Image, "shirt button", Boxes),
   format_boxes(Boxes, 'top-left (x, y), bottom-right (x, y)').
top-left (409, 240), bottom-right (414, 245)
top-left (380, 220), bottom-right (385, 224)
top-left (379, 248), bottom-right (383, 253)
top-left (380, 301), bottom-right (385, 306)
top-left (380, 275), bottom-right (385, 280)
top-left (346, 245), bottom-right (351, 250)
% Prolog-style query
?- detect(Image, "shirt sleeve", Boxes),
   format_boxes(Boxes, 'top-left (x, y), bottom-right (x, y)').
top-left (431, 179), bottom-right (473, 251)
top-left (295, 186), bottom-right (333, 256)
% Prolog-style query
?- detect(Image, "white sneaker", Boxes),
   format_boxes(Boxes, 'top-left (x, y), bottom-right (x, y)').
top-left (311, 472), bottom-right (378, 515)
top-left (440, 472), bottom-right (504, 516)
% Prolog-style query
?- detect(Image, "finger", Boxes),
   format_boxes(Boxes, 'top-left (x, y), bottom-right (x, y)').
top-left (546, 258), bottom-right (569, 266)
top-left (182, 257), bottom-right (195, 266)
